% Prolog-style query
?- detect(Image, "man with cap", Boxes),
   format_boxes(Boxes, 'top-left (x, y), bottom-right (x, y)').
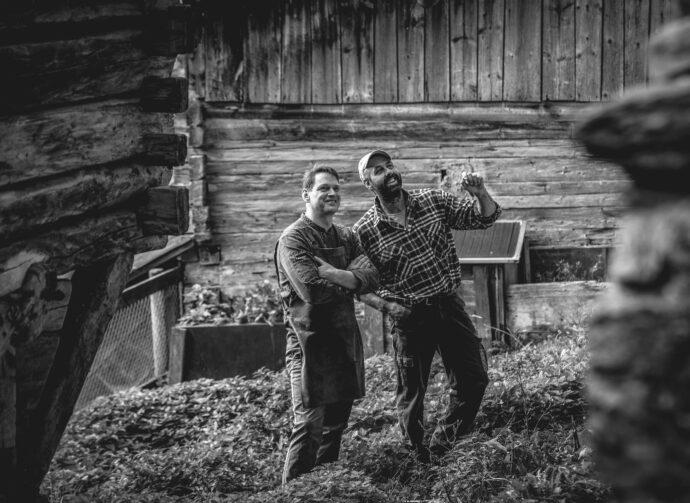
top-left (275, 165), bottom-right (379, 482)
top-left (352, 150), bottom-right (501, 461)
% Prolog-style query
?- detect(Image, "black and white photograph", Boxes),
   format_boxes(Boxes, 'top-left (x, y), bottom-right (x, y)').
top-left (1, 0), bottom-right (688, 501)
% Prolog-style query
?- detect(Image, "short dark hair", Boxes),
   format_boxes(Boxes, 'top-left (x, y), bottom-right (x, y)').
top-left (302, 165), bottom-right (340, 191)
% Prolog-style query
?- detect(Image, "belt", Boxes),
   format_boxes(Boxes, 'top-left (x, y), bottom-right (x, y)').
top-left (408, 292), bottom-right (454, 307)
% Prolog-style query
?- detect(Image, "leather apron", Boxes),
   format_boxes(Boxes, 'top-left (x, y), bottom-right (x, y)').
top-left (275, 244), bottom-right (365, 408)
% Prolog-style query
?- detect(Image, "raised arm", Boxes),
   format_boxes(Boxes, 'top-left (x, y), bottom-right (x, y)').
top-left (443, 173), bottom-right (501, 230)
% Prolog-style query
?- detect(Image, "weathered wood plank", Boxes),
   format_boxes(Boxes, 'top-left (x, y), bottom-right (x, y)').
top-left (1, 31), bottom-right (174, 111)
top-left (504, 0), bottom-right (541, 101)
top-left (204, 7), bottom-right (244, 102)
top-left (575, 0), bottom-right (603, 101)
top-left (311, 0), bottom-right (341, 103)
top-left (507, 280), bottom-right (608, 332)
top-left (624, 0), bottom-right (651, 87)
top-left (602, 0), bottom-right (625, 99)
top-left (187, 25), bottom-right (206, 100)
top-left (472, 265), bottom-right (493, 344)
top-left (450, 0), bottom-right (478, 100)
top-left (207, 156), bottom-right (625, 181)
top-left (203, 117), bottom-right (573, 142)
top-left (204, 140), bottom-right (585, 161)
top-left (282, 0), bottom-right (311, 103)
top-left (477, 0), bottom-right (504, 101)
top-left (577, 78), bottom-right (690, 182)
top-left (374, 0), bottom-right (398, 102)
top-left (137, 186), bottom-right (190, 236)
top-left (398, 1), bottom-right (425, 102)
top-left (0, 347), bottom-right (16, 501)
top-left (0, 164), bottom-right (169, 242)
top-left (19, 253), bottom-right (134, 498)
top-left (0, 100), bottom-right (172, 187)
top-left (425, 0), bottom-right (450, 102)
top-left (246, 6), bottom-right (282, 103)
top-left (340, 0), bottom-right (374, 102)
top-left (650, 0), bottom-right (681, 34)
top-left (542, 0), bottom-right (576, 101)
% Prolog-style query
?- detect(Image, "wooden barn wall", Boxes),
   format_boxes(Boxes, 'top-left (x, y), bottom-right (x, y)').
top-left (195, 0), bottom-right (682, 104)
top-left (184, 0), bottom-right (681, 291)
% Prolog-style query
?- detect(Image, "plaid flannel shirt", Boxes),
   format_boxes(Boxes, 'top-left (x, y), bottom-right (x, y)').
top-left (352, 188), bottom-right (501, 305)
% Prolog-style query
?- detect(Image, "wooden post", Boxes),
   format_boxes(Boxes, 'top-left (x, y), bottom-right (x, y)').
top-left (360, 304), bottom-right (386, 357)
top-left (149, 269), bottom-right (168, 378)
top-left (0, 347), bottom-right (17, 501)
top-left (472, 265), bottom-right (492, 348)
top-left (18, 253), bottom-right (133, 499)
top-left (169, 326), bottom-right (186, 384)
top-left (491, 266), bottom-right (507, 343)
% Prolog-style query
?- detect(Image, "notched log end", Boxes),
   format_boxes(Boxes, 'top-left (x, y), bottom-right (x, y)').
top-left (137, 186), bottom-right (190, 236)
top-left (140, 133), bottom-right (187, 166)
top-left (140, 76), bottom-right (189, 113)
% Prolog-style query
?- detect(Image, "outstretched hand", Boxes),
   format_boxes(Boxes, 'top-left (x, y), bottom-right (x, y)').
top-left (461, 171), bottom-right (487, 196)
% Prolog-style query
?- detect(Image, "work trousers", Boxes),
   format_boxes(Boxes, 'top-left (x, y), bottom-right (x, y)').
top-left (282, 338), bottom-right (353, 484)
top-left (391, 292), bottom-right (489, 452)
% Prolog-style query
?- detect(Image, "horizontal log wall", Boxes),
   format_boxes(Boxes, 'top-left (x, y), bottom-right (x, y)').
top-left (188, 103), bottom-right (628, 291)
top-left (198, 0), bottom-right (681, 104)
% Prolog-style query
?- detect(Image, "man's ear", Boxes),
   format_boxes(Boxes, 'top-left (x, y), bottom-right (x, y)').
top-left (301, 189), bottom-right (309, 202)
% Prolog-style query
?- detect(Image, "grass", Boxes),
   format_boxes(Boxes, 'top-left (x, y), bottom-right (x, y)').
top-left (44, 327), bottom-right (610, 502)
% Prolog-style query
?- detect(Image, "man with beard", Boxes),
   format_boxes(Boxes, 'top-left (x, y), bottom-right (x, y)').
top-left (352, 150), bottom-right (501, 461)
top-left (275, 165), bottom-right (379, 483)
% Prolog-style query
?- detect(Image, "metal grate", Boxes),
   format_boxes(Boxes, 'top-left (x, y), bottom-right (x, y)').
top-left (76, 281), bottom-right (180, 409)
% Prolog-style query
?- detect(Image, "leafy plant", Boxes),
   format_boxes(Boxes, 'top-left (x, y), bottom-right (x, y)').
top-left (178, 281), bottom-right (283, 326)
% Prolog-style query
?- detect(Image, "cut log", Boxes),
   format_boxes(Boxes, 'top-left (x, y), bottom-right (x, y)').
top-left (17, 253), bottom-right (134, 499)
top-left (0, 163), bottom-right (169, 242)
top-left (137, 186), bottom-right (190, 236)
top-left (649, 19), bottom-right (690, 82)
top-left (143, 5), bottom-right (198, 56)
top-left (0, 212), bottom-right (167, 296)
top-left (140, 76), bottom-right (189, 113)
top-left (140, 134), bottom-right (188, 166)
top-left (0, 100), bottom-right (172, 187)
top-left (577, 78), bottom-right (690, 190)
top-left (0, 30), bottom-right (175, 111)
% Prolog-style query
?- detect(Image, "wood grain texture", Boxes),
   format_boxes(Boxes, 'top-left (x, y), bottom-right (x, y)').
top-left (311, 0), bottom-right (341, 103)
top-left (477, 0), bottom-right (505, 101)
top-left (650, 0), bottom-right (682, 35)
top-left (450, 0), bottom-right (479, 100)
top-left (204, 8), bottom-right (244, 102)
top-left (504, 0), bottom-right (542, 101)
top-left (398, 1), bottom-right (425, 102)
top-left (602, 0), bottom-right (625, 99)
top-left (0, 164), bottom-right (169, 242)
top-left (0, 100), bottom-right (172, 187)
top-left (624, 0), bottom-right (651, 87)
top-left (246, 7), bottom-right (283, 103)
top-left (1, 30), bottom-right (174, 112)
top-left (542, 0), bottom-right (576, 100)
top-left (137, 186), bottom-right (190, 236)
top-left (374, 0), bottom-right (399, 103)
top-left (425, 0), bottom-right (450, 102)
top-left (575, 0), bottom-right (603, 100)
top-left (340, 0), bottom-right (374, 102)
top-left (282, 0), bottom-right (312, 103)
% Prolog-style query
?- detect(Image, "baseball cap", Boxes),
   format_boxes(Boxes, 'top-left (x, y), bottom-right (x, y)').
top-left (357, 150), bottom-right (391, 183)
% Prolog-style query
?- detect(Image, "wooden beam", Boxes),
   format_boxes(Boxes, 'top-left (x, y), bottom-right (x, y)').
top-left (0, 100), bottom-right (172, 187)
top-left (143, 5), bottom-right (198, 56)
top-left (137, 186), bottom-right (190, 236)
top-left (472, 265), bottom-right (492, 347)
top-left (18, 253), bottom-right (134, 499)
top-left (0, 163), bottom-right (169, 242)
top-left (0, 347), bottom-right (17, 502)
top-left (140, 134), bottom-right (187, 166)
top-left (0, 212), bottom-right (167, 296)
top-left (140, 76), bottom-right (189, 113)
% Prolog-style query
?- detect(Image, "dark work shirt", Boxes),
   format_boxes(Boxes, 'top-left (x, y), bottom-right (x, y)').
top-left (352, 188), bottom-right (501, 305)
top-left (276, 214), bottom-right (379, 307)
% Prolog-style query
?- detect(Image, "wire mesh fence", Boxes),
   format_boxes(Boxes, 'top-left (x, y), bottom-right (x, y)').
top-left (76, 280), bottom-right (180, 410)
